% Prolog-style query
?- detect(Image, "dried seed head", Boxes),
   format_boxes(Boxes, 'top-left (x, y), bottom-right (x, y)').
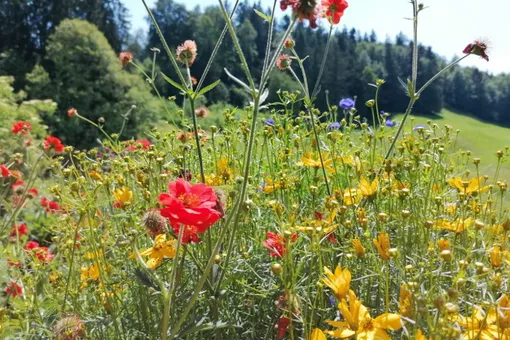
top-left (142, 209), bottom-right (167, 237)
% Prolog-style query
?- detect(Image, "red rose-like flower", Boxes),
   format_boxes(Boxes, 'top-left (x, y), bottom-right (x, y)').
top-left (5, 282), bottom-right (23, 298)
top-left (9, 223), bottom-right (28, 241)
top-left (463, 40), bottom-right (489, 61)
top-left (171, 223), bottom-right (203, 244)
top-left (119, 51), bottom-right (133, 67)
top-left (24, 241), bottom-right (54, 262)
top-left (322, 0), bottom-right (348, 25)
top-left (67, 108), bottom-right (77, 117)
top-left (12, 121), bottom-right (32, 135)
top-left (159, 179), bottom-right (220, 231)
top-left (27, 188), bottom-right (38, 198)
top-left (25, 240), bottom-right (40, 250)
top-left (263, 232), bottom-right (297, 258)
top-left (1, 164), bottom-right (10, 177)
top-left (44, 136), bottom-right (65, 152)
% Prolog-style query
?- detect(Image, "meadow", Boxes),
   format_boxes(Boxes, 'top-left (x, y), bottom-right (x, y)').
top-left (1, 0), bottom-right (509, 339)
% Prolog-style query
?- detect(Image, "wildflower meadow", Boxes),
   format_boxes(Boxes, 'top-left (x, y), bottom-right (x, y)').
top-left (1, 0), bottom-right (509, 339)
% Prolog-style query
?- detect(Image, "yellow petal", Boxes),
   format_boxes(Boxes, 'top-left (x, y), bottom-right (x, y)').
top-left (308, 328), bottom-right (327, 340)
top-left (374, 313), bottom-right (402, 330)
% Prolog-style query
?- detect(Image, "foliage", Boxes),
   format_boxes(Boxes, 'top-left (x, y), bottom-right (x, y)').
top-left (26, 19), bottom-right (164, 149)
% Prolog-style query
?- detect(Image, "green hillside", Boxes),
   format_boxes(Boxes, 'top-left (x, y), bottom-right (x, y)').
top-left (395, 109), bottom-right (510, 186)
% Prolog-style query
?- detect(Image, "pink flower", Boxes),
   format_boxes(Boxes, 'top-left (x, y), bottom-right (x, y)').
top-left (276, 55), bottom-right (292, 70)
top-left (67, 108), bottom-right (77, 117)
top-left (119, 51), bottom-right (133, 67)
top-left (176, 40), bottom-right (198, 66)
top-left (463, 40), bottom-right (489, 61)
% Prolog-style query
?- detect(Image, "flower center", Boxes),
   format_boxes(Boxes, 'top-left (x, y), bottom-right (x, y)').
top-left (179, 193), bottom-right (200, 208)
top-left (359, 317), bottom-right (374, 331)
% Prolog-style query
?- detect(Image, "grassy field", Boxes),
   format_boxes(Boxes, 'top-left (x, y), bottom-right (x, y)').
top-left (395, 108), bottom-right (510, 186)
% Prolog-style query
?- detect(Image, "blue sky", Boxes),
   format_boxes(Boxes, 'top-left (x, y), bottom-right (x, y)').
top-left (125, 0), bottom-right (509, 74)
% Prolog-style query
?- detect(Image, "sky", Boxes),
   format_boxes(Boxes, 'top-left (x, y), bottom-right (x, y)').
top-left (125, 0), bottom-right (510, 75)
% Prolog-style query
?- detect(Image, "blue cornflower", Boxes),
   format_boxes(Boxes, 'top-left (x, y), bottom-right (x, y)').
top-left (328, 122), bottom-right (341, 130)
top-left (264, 118), bottom-right (275, 126)
top-left (385, 120), bottom-right (395, 127)
top-left (339, 98), bottom-right (355, 110)
top-left (413, 124), bottom-right (426, 131)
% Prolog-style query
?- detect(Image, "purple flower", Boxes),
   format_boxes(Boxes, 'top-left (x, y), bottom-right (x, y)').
top-left (339, 98), bottom-right (355, 110)
top-left (264, 118), bottom-right (275, 126)
top-left (413, 124), bottom-right (426, 131)
top-left (385, 120), bottom-right (395, 127)
top-left (328, 122), bottom-right (341, 130)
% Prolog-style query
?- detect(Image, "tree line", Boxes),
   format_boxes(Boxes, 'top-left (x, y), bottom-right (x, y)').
top-left (1, 0), bottom-right (509, 148)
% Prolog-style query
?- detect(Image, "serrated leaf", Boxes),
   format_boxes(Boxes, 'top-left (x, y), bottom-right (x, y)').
top-left (398, 77), bottom-right (410, 97)
top-left (254, 8), bottom-right (271, 22)
top-left (224, 68), bottom-right (251, 92)
top-left (161, 72), bottom-right (185, 92)
top-left (197, 79), bottom-right (221, 97)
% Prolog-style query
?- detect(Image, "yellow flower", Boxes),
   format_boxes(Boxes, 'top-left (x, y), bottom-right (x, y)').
top-left (359, 177), bottom-right (378, 198)
top-left (448, 176), bottom-right (489, 196)
top-left (497, 294), bottom-right (510, 329)
top-left (113, 187), bottom-right (133, 207)
top-left (217, 156), bottom-right (234, 182)
top-left (297, 152), bottom-right (335, 173)
top-left (437, 239), bottom-right (450, 251)
top-left (489, 245), bottom-right (502, 268)
top-left (455, 308), bottom-right (502, 340)
top-left (326, 290), bottom-right (402, 339)
top-left (373, 232), bottom-right (391, 261)
top-left (309, 328), bottom-right (327, 340)
top-left (435, 218), bottom-right (473, 233)
top-left (263, 177), bottom-right (282, 194)
top-left (89, 170), bottom-right (103, 181)
top-left (343, 188), bottom-right (361, 206)
top-left (322, 266), bottom-right (351, 300)
top-left (399, 284), bottom-right (414, 318)
top-left (80, 264), bottom-right (100, 289)
top-left (137, 234), bottom-right (176, 270)
top-left (415, 329), bottom-right (428, 340)
top-left (352, 239), bottom-right (365, 258)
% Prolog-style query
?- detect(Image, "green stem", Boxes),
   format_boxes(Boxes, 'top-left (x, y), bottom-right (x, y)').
top-left (311, 25), bottom-right (334, 98)
top-left (262, 0), bottom-right (279, 76)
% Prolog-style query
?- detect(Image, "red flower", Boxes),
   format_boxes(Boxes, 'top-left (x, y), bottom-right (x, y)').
top-left (47, 201), bottom-right (60, 213)
top-left (126, 139), bottom-right (152, 151)
top-left (44, 136), bottom-right (65, 153)
top-left (159, 179), bottom-right (220, 230)
top-left (322, 0), bottom-right (348, 25)
top-left (9, 224), bottom-right (28, 241)
top-left (463, 40), bottom-right (490, 61)
top-left (67, 108), bottom-right (77, 117)
top-left (171, 223), bottom-right (203, 244)
top-left (40, 197), bottom-right (49, 207)
top-left (12, 121), bottom-right (32, 135)
top-left (24, 241), bottom-right (54, 262)
top-left (263, 232), bottom-right (297, 258)
top-left (1, 164), bottom-right (10, 177)
top-left (276, 317), bottom-right (291, 339)
top-left (27, 188), bottom-right (38, 198)
top-left (119, 51), bottom-right (133, 67)
top-left (7, 259), bottom-right (22, 267)
top-left (284, 38), bottom-right (295, 49)
top-left (280, 0), bottom-right (320, 28)
top-left (5, 282), bottom-right (23, 298)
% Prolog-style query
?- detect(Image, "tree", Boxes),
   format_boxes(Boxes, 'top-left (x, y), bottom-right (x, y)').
top-left (26, 19), bottom-right (162, 149)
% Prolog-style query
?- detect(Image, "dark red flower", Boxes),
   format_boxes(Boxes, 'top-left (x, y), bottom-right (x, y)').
top-left (276, 317), bottom-right (291, 339)
top-left (280, 0), bottom-right (320, 28)
top-left (263, 232), bottom-right (297, 258)
top-left (171, 223), bottom-right (203, 244)
top-left (119, 51), bottom-right (133, 67)
top-left (47, 201), bottom-right (60, 214)
top-left (44, 136), bottom-right (65, 153)
top-left (67, 108), bottom-right (77, 117)
top-left (463, 40), bottom-right (489, 61)
top-left (1, 164), bottom-right (10, 177)
top-left (27, 188), bottom-right (38, 198)
top-left (159, 179), bottom-right (220, 230)
top-left (5, 281), bottom-right (23, 298)
top-left (25, 240), bottom-right (40, 250)
top-left (12, 121), bottom-right (32, 135)
top-left (322, 0), bottom-right (348, 25)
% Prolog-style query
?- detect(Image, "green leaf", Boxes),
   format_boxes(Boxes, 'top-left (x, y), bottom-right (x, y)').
top-left (197, 79), bottom-right (221, 97)
top-left (224, 68), bottom-right (251, 92)
top-left (254, 9), bottom-right (271, 23)
top-left (161, 72), bottom-right (185, 92)
top-left (407, 78), bottom-right (415, 98)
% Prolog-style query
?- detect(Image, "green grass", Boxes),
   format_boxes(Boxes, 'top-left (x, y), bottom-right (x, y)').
top-left (395, 108), bottom-right (510, 186)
